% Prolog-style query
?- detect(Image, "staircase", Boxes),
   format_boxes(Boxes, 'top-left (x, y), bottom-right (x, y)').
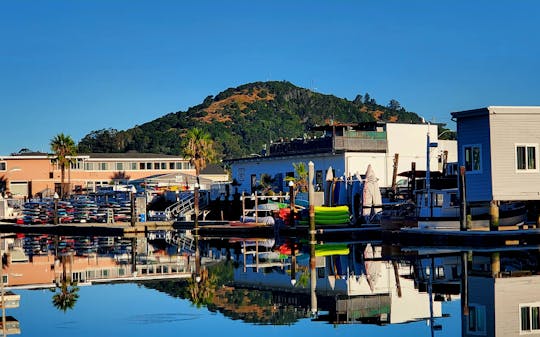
top-left (167, 231), bottom-right (195, 253)
top-left (165, 192), bottom-right (210, 221)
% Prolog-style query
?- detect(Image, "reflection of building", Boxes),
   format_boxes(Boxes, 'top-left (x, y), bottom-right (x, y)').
top-left (464, 250), bottom-right (540, 337)
top-left (232, 241), bottom-right (444, 325)
top-left (0, 316), bottom-right (20, 335)
top-left (0, 292), bottom-right (21, 335)
top-left (0, 236), bottom-right (193, 288)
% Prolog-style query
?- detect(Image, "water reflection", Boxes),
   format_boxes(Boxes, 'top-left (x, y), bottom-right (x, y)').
top-left (1, 229), bottom-right (540, 336)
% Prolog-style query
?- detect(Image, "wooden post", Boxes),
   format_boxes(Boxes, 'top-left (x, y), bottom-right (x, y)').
top-left (490, 200), bottom-right (499, 231)
top-left (130, 192), bottom-right (136, 227)
top-left (308, 161), bottom-right (317, 316)
top-left (289, 181), bottom-right (295, 227)
top-left (459, 166), bottom-right (468, 231)
top-left (410, 162), bottom-right (416, 200)
top-left (491, 252), bottom-right (500, 277)
top-left (391, 153), bottom-right (399, 199)
top-left (461, 251), bottom-right (469, 317)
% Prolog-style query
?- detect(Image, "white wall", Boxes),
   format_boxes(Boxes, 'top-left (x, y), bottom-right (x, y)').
top-left (230, 154), bottom-right (345, 194)
top-left (229, 123), bottom-right (458, 192)
top-left (386, 123), bottom-right (457, 176)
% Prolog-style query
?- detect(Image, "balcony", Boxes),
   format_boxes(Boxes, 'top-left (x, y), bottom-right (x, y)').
top-left (269, 133), bottom-right (387, 156)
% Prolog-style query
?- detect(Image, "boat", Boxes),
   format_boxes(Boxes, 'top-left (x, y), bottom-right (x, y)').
top-left (415, 187), bottom-right (527, 230)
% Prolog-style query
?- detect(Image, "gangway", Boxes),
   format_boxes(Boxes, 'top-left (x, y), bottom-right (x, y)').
top-left (165, 192), bottom-right (210, 221)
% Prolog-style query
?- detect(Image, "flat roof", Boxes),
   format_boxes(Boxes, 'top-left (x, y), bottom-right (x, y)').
top-left (451, 106), bottom-right (540, 119)
top-left (2, 151), bottom-right (185, 160)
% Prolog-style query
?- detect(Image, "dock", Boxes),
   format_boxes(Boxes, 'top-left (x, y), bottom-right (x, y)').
top-left (1, 220), bottom-right (539, 248)
top-left (0, 221), bottom-right (176, 237)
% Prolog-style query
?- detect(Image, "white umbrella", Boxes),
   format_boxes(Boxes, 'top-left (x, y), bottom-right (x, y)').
top-left (325, 166), bottom-right (334, 206)
top-left (362, 164), bottom-right (383, 220)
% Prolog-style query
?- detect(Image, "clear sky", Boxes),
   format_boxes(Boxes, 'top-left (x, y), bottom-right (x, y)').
top-left (2, 0), bottom-right (540, 155)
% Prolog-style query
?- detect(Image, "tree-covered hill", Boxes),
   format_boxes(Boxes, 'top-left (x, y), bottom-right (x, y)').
top-left (78, 81), bottom-right (426, 159)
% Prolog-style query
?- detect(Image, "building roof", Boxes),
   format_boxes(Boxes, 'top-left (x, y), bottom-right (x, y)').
top-left (82, 152), bottom-right (183, 159)
top-left (4, 151), bottom-right (184, 160)
top-left (200, 163), bottom-right (227, 175)
top-left (451, 106), bottom-right (540, 119)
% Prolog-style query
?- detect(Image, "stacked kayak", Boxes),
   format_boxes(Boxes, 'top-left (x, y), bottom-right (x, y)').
top-left (315, 243), bottom-right (350, 256)
top-left (298, 205), bottom-right (351, 225)
top-left (314, 205), bottom-right (350, 225)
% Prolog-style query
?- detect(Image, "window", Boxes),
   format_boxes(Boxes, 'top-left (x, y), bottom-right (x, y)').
top-left (130, 162), bottom-right (138, 170)
top-left (467, 304), bottom-right (486, 334)
top-left (521, 304), bottom-right (540, 333)
top-left (0, 162), bottom-right (6, 171)
top-left (115, 162), bottom-right (124, 170)
top-left (516, 144), bottom-right (538, 172)
top-left (464, 145), bottom-right (481, 173)
top-left (99, 162), bottom-right (108, 170)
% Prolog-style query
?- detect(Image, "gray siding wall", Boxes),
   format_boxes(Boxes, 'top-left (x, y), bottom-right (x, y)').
top-left (494, 276), bottom-right (540, 336)
top-left (490, 112), bottom-right (540, 200)
top-left (457, 114), bottom-right (492, 202)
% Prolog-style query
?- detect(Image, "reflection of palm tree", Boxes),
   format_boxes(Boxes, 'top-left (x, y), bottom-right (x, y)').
top-left (186, 268), bottom-right (216, 307)
top-left (52, 254), bottom-right (79, 312)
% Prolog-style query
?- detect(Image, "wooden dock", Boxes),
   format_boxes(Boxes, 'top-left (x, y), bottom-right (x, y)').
top-left (0, 221), bottom-right (176, 237)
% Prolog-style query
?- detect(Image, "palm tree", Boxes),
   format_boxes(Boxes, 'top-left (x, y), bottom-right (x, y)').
top-left (111, 171), bottom-right (131, 184)
top-left (186, 268), bottom-right (217, 307)
top-left (181, 128), bottom-right (216, 280)
top-left (286, 162), bottom-right (308, 193)
top-left (181, 128), bottom-right (217, 216)
top-left (52, 254), bottom-right (79, 312)
top-left (50, 133), bottom-right (77, 199)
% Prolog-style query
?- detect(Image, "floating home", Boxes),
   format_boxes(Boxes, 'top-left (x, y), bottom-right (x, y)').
top-left (451, 106), bottom-right (540, 225)
top-left (226, 122), bottom-right (456, 195)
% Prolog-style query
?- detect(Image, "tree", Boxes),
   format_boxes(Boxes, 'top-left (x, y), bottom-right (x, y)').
top-left (181, 128), bottom-right (217, 279)
top-left (52, 254), bottom-right (79, 312)
top-left (286, 162), bottom-right (308, 193)
top-left (388, 99), bottom-right (401, 111)
top-left (111, 171), bottom-right (131, 184)
top-left (353, 94), bottom-right (363, 105)
top-left (181, 128), bottom-right (216, 178)
top-left (50, 133), bottom-right (77, 199)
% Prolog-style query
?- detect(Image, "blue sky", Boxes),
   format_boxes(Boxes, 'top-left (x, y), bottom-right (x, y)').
top-left (2, 1), bottom-right (540, 155)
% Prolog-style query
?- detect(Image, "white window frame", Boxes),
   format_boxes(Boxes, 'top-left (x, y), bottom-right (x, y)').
top-left (515, 143), bottom-right (539, 173)
top-left (467, 303), bottom-right (487, 335)
top-left (463, 144), bottom-right (482, 174)
top-left (520, 302), bottom-right (540, 334)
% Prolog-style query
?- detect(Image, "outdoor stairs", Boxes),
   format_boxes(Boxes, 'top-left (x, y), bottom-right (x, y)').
top-left (165, 192), bottom-right (210, 221)
top-left (167, 231), bottom-right (195, 253)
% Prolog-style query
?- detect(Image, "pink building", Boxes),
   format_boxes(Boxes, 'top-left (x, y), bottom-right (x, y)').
top-left (0, 151), bottom-right (196, 198)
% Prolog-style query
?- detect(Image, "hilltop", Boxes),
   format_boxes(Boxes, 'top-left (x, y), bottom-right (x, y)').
top-left (78, 81), bottom-right (428, 159)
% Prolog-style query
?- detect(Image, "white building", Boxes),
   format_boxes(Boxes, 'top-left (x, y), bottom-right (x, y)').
top-left (226, 122), bottom-right (456, 194)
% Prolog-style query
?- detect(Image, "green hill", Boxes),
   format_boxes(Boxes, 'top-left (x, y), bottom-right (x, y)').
top-left (78, 81), bottom-right (426, 159)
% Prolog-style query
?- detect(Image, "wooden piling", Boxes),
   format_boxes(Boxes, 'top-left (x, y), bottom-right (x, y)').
top-left (459, 166), bottom-right (468, 231)
top-left (490, 200), bottom-right (499, 231)
top-left (308, 161), bottom-right (317, 315)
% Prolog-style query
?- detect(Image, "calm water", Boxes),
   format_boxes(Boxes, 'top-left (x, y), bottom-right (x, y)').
top-left (2, 231), bottom-right (539, 337)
